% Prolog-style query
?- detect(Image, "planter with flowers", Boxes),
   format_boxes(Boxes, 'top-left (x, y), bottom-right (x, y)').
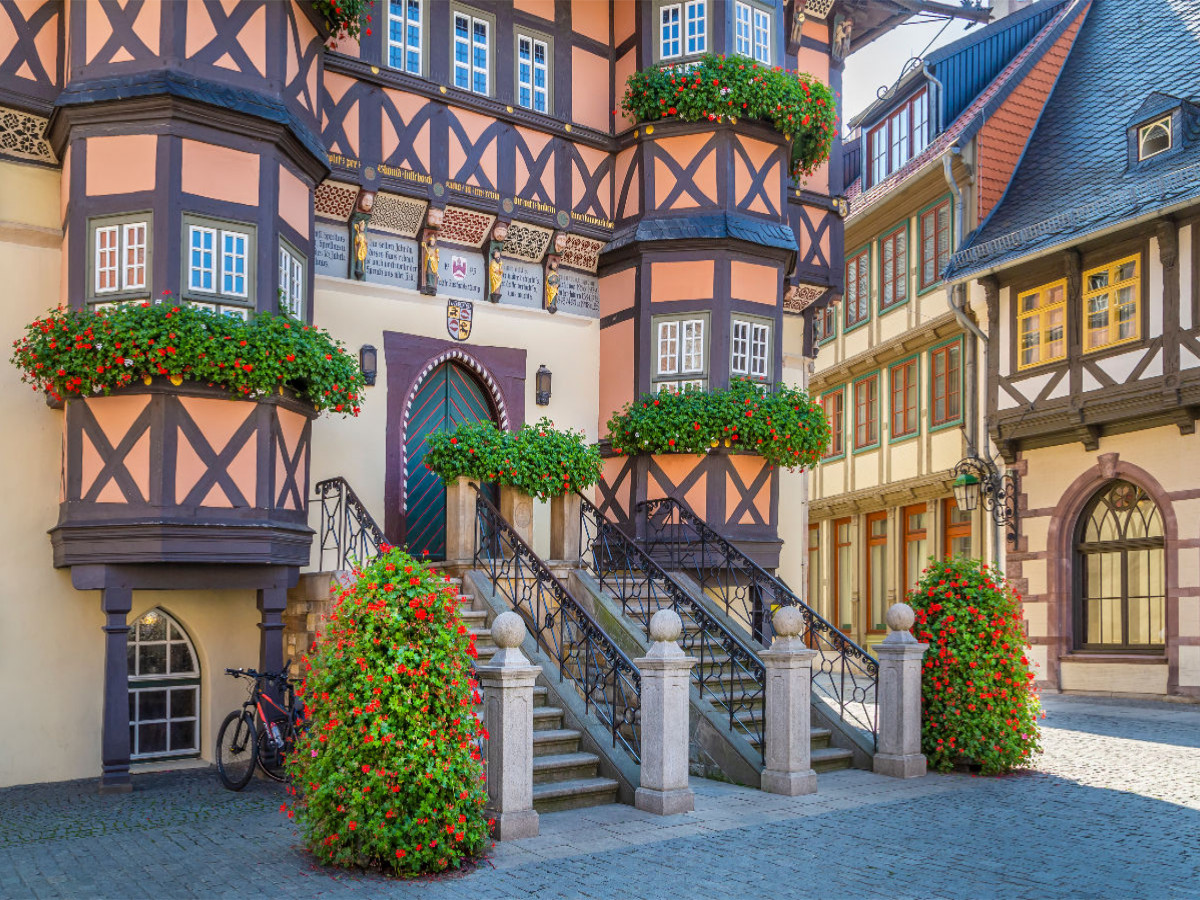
top-left (10, 301), bottom-right (364, 567)
top-left (423, 418), bottom-right (602, 560)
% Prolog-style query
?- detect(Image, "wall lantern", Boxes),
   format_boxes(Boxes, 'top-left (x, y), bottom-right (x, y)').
top-left (359, 344), bottom-right (378, 386)
top-left (952, 470), bottom-right (981, 513)
top-left (951, 452), bottom-right (1018, 547)
top-left (535, 365), bottom-right (552, 406)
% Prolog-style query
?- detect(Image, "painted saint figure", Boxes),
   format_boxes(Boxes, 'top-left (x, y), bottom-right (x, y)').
top-left (545, 259), bottom-right (560, 314)
top-left (351, 218), bottom-right (368, 280)
top-left (421, 233), bottom-right (439, 295)
top-left (488, 249), bottom-right (504, 302)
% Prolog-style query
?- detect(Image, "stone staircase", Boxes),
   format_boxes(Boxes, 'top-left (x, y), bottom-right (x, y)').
top-left (619, 586), bottom-right (854, 774)
top-left (448, 576), bottom-right (621, 813)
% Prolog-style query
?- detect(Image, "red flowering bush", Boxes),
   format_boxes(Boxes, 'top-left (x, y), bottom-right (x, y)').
top-left (605, 378), bottom-right (829, 471)
top-left (909, 556), bottom-right (1042, 775)
top-left (10, 302), bottom-right (364, 414)
top-left (313, 0), bottom-right (374, 43)
top-left (284, 548), bottom-right (491, 875)
top-left (620, 54), bottom-right (838, 178)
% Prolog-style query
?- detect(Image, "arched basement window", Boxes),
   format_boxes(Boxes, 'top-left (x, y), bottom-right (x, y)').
top-left (127, 608), bottom-right (201, 759)
top-left (1076, 481), bottom-right (1165, 651)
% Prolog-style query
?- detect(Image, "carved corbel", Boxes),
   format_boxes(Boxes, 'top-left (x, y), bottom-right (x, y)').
top-left (1156, 219), bottom-right (1179, 270)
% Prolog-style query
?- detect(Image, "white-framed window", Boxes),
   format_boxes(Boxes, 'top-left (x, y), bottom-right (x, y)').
top-left (90, 215), bottom-right (151, 298)
top-left (735, 2), bottom-right (752, 55)
top-left (654, 315), bottom-right (708, 391)
top-left (516, 33), bottom-right (549, 114)
top-left (660, 4), bottom-right (682, 59)
top-left (278, 243), bottom-right (305, 319)
top-left (127, 608), bottom-right (201, 760)
top-left (453, 9), bottom-right (490, 95)
top-left (184, 215), bottom-right (255, 306)
top-left (752, 7), bottom-right (770, 64)
top-left (1138, 116), bottom-right (1172, 160)
top-left (731, 317), bottom-right (771, 382)
top-left (685, 0), bottom-right (706, 54)
top-left (387, 0), bottom-right (422, 75)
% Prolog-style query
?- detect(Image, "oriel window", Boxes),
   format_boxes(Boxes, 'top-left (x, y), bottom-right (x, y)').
top-left (90, 214), bottom-right (151, 301)
top-left (1017, 279), bottom-right (1067, 368)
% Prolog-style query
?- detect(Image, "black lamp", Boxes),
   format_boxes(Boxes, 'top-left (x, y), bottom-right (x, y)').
top-left (359, 344), bottom-right (378, 386)
top-left (535, 365), bottom-right (552, 406)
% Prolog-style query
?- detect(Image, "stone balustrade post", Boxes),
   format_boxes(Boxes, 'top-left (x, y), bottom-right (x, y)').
top-left (549, 491), bottom-right (582, 563)
top-left (444, 476), bottom-right (475, 566)
top-left (634, 609), bottom-right (696, 816)
top-left (873, 602), bottom-right (930, 779)
top-left (475, 612), bottom-right (542, 839)
top-left (760, 606), bottom-right (819, 796)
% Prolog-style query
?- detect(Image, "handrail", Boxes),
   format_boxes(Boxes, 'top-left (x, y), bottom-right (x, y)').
top-left (314, 477), bottom-right (388, 571)
top-left (472, 484), bottom-right (642, 762)
top-left (578, 494), bottom-right (768, 751)
top-left (638, 496), bottom-right (878, 744)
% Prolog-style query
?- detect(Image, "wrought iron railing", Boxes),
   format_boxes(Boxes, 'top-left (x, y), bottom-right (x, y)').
top-left (314, 477), bottom-right (387, 571)
top-left (579, 494), bottom-right (768, 751)
top-left (639, 496), bottom-right (878, 744)
top-left (472, 485), bottom-right (641, 762)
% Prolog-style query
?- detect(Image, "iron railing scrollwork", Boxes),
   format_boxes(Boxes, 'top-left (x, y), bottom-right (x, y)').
top-left (638, 496), bottom-right (879, 745)
top-left (472, 485), bottom-right (641, 762)
top-left (315, 477), bottom-right (388, 571)
top-left (578, 494), bottom-right (768, 751)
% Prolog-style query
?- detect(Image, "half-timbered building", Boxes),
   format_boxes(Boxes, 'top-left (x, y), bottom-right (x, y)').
top-left (805, 0), bottom-right (1087, 652)
top-left (946, 0), bottom-right (1200, 700)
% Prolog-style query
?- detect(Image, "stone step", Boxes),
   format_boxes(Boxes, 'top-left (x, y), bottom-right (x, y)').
top-left (460, 609), bottom-right (488, 624)
top-left (812, 746), bottom-right (855, 772)
top-left (532, 777), bottom-right (620, 814)
top-left (532, 751), bottom-right (601, 785)
top-left (532, 727), bottom-right (583, 756)
top-left (532, 706), bottom-right (564, 730)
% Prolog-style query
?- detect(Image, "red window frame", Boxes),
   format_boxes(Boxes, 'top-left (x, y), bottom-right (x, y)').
top-left (844, 248), bottom-right (870, 329)
top-left (890, 359), bottom-right (918, 439)
top-left (931, 342), bottom-right (961, 426)
top-left (880, 225), bottom-right (908, 310)
top-left (814, 303), bottom-right (835, 343)
top-left (853, 375), bottom-right (879, 449)
top-left (920, 200), bottom-right (952, 291)
top-left (822, 389), bottom-right (845, 457)
top-left (867, 89), bottom-right (928, 186)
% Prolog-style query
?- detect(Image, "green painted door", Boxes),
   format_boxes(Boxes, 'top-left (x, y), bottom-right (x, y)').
top-left (404, 362), bottom-right (496, 560)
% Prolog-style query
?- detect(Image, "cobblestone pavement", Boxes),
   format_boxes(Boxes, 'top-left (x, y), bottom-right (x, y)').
top-left (1, 695), bottom-right (1197, 900)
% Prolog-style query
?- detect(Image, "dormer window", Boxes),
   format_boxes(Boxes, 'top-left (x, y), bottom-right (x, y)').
top-left (1138, 117), bottom-right (1172, 160)
top-left (867, 89), bottom-right (929, 186)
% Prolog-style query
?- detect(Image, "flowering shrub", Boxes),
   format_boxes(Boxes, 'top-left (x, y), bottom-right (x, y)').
top-left (10, 302), bottom-right (365, 415)
top-left (313, 0), bottom-right (373, 43)
top-left (285, 548), bottom-right (491, 875)
top-left (605, 379), bottom-right (829, 471)
top-left (424, 417), bottom-right (602, 501)
top-left (620, 54), bottom-right (838, 178)
top-left (909, 556), bottom-right (1042, 775)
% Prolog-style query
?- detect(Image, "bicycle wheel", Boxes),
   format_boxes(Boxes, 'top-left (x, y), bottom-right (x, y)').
top-left (216, 710), bottom-right (258, 791)
top-left (256, 718), bottom-right (292, 782)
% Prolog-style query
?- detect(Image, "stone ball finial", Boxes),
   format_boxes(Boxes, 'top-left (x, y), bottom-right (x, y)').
top-left (491, 611), bottom-right (526, 649)
top-left (773, 605), bottom-right (805, 639)
top-left (649, 609), bottom-right (683, 643)
top-left (885, 602), bottom-right (915, 633)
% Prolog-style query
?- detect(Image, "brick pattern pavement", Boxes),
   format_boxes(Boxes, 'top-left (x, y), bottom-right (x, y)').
top-left (1, 695), bottom-right (1197, 899)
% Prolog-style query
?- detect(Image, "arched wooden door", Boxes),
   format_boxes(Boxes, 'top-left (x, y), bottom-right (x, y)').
top-left (404, 361), bottom-right (497, 559)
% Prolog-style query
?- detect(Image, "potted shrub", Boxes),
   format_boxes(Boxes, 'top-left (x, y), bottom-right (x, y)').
top-left (284, 547), bottom-right (492, 874)
top-left (908, 556), bottom-right (1043, 774)
top-left (10, 301), bottom-right (364, 567)
top-left (422, 419), bottom-right (508, 564)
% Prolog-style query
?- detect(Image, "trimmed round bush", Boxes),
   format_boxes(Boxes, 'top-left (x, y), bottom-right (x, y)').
top-left (284, 548), bottom-right (491, 875)
top-left (908, 556), bottom-right (1043, 774)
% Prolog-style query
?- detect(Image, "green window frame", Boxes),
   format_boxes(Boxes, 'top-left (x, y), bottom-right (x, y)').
top-left (652, 311), bottom-right (709, 392)
top-left (844, 246), bottom-right (870, 330)
top-left (88, 212), bottom-right (153, 304)
top-left (929, 338), bottom-right (963, 430)
top-left (889, 357), bottom-right (919, 440)
top-left (853, 372), bottom-right (880, 452)
top-left (879, 222), bottom-right (908, 312)
top-left (182, 213), bottom-right (257, 317)
top-left (814, 303), bottom-right (836, 344)
top-left (821, 387), bottom-right (845, 459)
top-left (918, 197), bottom-right (952, 293)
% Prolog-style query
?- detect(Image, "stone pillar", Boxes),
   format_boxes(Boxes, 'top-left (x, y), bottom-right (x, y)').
top-left (100, 586), bottom-right (133, 794)
top-left (257, 586), bottom-right (288, 675)
top-left (444, 476), bottom-right (476, 565)
top-left (499, 485), bottom-right (535, 547)
top-left (873, 603), bottom-right (929, 779)
top-left (476, 612), bottom-right (542, 840)
top-left (760, 606), bottom-right (819, 796)
top-left (549, 491), bottom-right (582, 563)
top-left (634, 609), bottom-right (696, 815)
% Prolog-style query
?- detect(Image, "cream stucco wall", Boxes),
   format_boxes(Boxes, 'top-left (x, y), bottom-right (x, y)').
top-left (776, 315), bottom-right (810, 594)
top-left (308, 275), bottom-right (601, 562)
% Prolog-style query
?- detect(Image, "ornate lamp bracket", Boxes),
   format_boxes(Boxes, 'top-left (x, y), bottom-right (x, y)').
top-left (952, 455), bottom-right (1020, 547)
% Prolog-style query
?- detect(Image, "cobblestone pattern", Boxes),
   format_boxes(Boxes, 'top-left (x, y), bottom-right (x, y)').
top-left (1, 696), bottom-right (1197, 899)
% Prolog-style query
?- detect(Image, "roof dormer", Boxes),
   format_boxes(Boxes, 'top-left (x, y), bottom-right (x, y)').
top-left (1126, 92), bottom-right (1196, 168)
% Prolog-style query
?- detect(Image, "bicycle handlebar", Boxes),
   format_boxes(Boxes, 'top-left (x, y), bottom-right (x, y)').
top-left (224, 661), bottom-right (292, 683)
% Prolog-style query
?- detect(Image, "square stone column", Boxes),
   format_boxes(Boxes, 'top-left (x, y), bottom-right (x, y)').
top-left (499, 486), bottom-right (535, 547)
top-left (444, 476), bottom-right (476, 565)
top-left (475, 612), bottom-right (542, 840)
top-left (873, 603), bottom-right (929, 779)
top-left (549, 491), bottom-right (582, 563)
top-left (759, 606), bottom-right (819, 796)
top-left (100, 586), bottom-right (133, 794)
top-left (634, 609), bottom-right (696, 816)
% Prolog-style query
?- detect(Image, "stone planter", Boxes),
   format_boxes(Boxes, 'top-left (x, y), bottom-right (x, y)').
top-left (499, 485), bottom-right (535, 547)
top-left (443, 475), bottom-right (476, 565)
top-left (549, 491), bottom-right (582, 563)
top-left (50, 379), bottom-right (317, 568)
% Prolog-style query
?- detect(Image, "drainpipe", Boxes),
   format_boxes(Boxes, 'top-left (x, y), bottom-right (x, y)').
top-left (922, 63), bottom-right (943, 136)
top-left (942, 150), bottom-right (1002, 565)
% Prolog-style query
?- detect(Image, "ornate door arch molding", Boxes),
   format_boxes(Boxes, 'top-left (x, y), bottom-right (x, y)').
top-left (1045, 455), bottom-right (1179, 691)
top-left (382, 333), bottom-right (526, 543)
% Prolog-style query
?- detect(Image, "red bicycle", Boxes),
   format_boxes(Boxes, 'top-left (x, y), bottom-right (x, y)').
top-left (215, 663), bottom-right (302, 790)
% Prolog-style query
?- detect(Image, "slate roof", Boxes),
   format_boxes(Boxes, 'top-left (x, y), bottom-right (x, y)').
top-left (603, 212), bottom-right (797, 254)
top-left (947, 0), bottom-right (1200, 279)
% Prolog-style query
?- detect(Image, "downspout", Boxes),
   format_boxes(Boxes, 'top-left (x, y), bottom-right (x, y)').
top-left (922, 63), bottom-right (944, 136)
top-left (942, 150), bottom-right (1002, 565)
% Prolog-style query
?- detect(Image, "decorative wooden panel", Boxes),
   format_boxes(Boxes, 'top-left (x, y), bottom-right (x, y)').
top-left (732, 135), bottom-right (782, 218)
top-left (651, 132), bottom-right (720, 211)
top-left (0, 0), bottom-right (60, 105)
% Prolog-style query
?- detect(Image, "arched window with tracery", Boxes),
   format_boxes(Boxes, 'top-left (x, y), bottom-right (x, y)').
top-left (127, 608), bottom-right (201, 759)
top-left (1075, 481), bottom-right (1165, 651)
